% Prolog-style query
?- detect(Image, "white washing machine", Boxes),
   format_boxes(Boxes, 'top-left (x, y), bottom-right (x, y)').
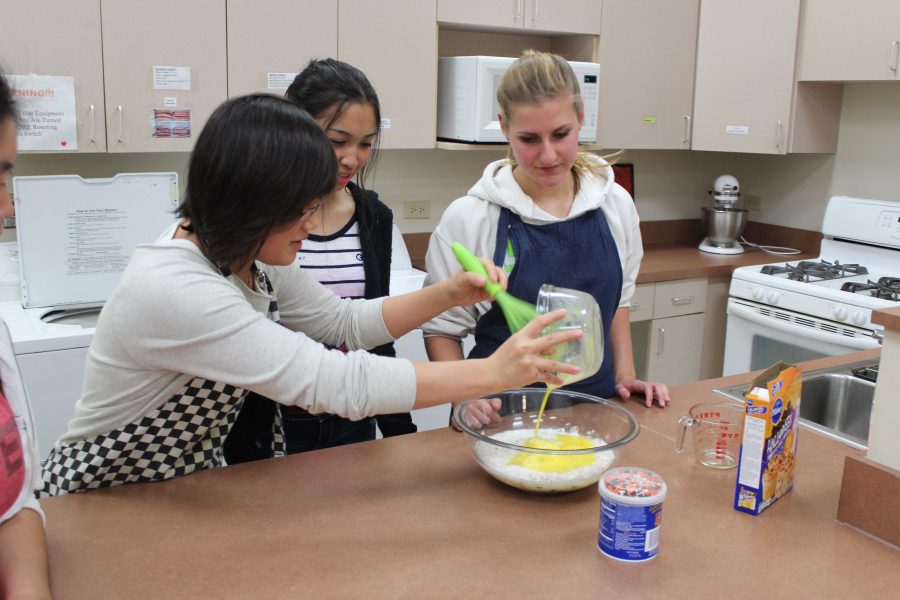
top-left (2, 173), bottom-right (180, 457)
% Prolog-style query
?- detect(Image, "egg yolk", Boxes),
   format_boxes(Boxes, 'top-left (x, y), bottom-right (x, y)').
top-left (509, 433), bottom-right (597, 472)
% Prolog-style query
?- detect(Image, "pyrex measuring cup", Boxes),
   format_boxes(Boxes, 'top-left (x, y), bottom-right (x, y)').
top-left (675, 402), bottom-right (744, 469)
top-left (536, 284), bottom-right (603, 387)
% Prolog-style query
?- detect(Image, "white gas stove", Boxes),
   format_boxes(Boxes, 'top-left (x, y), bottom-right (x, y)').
top-left (723, 196), bottom-right (899, 375)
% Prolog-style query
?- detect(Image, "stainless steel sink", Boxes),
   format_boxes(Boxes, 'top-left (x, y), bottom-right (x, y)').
top-left (714, 360), bottom-right (877, 450)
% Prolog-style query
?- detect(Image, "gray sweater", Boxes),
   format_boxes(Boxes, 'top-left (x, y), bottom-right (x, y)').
top-left (60, 224), bottom-right (416, 445)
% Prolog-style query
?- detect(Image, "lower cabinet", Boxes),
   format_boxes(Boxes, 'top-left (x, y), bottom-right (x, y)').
top-left (630, 278), bottom-right (710, 386)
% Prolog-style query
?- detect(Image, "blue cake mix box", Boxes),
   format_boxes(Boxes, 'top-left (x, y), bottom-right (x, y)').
top-left (734, 362), bottom-right (802, 516)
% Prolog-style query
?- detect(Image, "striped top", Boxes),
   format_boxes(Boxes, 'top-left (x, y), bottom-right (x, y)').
top-left (297, 218), bottom-right (366, 300)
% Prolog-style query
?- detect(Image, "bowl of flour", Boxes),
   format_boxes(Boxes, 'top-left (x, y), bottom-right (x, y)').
top-left (454, 388), bottom-right (640, 493)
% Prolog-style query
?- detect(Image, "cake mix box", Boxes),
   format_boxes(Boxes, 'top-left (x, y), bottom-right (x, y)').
top-left (734, 362), bottom-right (802, 515)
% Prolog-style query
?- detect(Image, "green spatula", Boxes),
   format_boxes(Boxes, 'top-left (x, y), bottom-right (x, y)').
top-left (451, 242), bottom-right (537, 333)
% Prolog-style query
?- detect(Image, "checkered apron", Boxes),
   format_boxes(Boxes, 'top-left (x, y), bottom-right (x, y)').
top-left (40, 267), bottom-right (286, 497)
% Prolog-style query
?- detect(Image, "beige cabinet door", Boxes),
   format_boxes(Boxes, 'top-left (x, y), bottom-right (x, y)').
top-left (525, 0), bottom-right (601, 35)
top-left (339, 0), bottom-right (437, 149)
top-left (0, 0), bottom-right (106, 152)
top-left (598, 0), bottom-right (698, 150)
top-left (646, 313), bottom-right (705, 386)
top-left (226, 0), bottom-right (338, 97)
top-left (691, 0), bottom-right (801, 154)
top-left (628, 283), bottom-right (656, 323)
top-left (437, 0), bottom-right (525, 29)
top-left (101, 0), bottom-right (227, 152)
top-left (799, 0), bottom-right (900, 81)
top-left (438, 0), bottom-right (600, 34)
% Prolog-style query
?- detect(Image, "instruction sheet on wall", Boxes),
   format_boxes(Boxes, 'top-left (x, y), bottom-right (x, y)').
top-left (6, 74), bottom-right (77, 151)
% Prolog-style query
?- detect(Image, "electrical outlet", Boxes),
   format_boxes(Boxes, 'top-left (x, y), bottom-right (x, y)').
top-left (743, 194), bottom-right (763, 211)
top-left (403, 200), bottom-right (430, 219)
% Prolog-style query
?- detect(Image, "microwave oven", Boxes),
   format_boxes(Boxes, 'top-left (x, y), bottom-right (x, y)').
top-left (437, 55), bottom-right (599, 144)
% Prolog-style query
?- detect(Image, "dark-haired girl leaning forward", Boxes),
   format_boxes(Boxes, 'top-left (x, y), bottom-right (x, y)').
top-left (40, 93), bottom-right (581, 497)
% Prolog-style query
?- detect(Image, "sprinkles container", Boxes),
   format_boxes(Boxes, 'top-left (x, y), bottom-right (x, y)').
top-left (597, 467), bottom-right (667, 562)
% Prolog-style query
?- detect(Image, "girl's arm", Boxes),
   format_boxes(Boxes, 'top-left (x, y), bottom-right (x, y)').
top-left (0, 508), bottom-right (52, 600)
top-left (610, 307), bottom-right (670, 407)
top-left (424, 335), bottom-right (464, 363)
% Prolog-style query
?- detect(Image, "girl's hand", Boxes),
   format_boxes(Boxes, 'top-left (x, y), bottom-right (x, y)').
top-left (442, 257), bottom-right (508, 308)
top-left (615, 378), bottom-right (670, 408)
top-left (484, 309), bottom-right (582, 390)
top-left (451, 397), bottom-right (503, 431)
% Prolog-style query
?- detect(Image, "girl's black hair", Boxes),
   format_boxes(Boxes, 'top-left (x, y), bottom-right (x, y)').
top-left (285, 58), bottom-right (381, 188)
top-left (0, 71), bottom-right (18, 125)
top-left (176, 94), bottom-right (337, 271)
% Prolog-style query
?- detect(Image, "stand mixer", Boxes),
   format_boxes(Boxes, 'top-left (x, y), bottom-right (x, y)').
top-left (699, 174), bottom-right (748, 255)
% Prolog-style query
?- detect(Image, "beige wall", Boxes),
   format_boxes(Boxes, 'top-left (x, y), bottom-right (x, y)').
top-left (738, 83), bottom-right (900, 231)
top-left (11, 84), bottom-right (900, 240)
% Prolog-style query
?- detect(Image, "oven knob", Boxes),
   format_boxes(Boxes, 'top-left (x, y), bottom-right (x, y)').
top-left (752, 287), bottom-right (764, 301)
top-left (834, 307), bottom-right (848, 321)
top-left (852, 311), bottom-right (866, 325)
top-left (766, 291), bottom-right (779, 304)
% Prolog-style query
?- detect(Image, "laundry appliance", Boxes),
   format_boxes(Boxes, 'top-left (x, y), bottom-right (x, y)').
top-left (0, 172), bottom-right (179, 456)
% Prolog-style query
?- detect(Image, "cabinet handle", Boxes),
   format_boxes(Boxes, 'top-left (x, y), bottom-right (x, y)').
top-left (89, 104), bottom-right (96, 143)
top-left (656, 327), bottom-right (666, 356)
top-left (116, 105), bottom-right (124, 144)
top-left (630, 302), bottom-right (640, 310)
top-left (891, 40), bottom-right (899, 72)
top-left (775, 120), bottom-right (784, 152)
top-left (670, 295), bottom-right (694, 306)
top-left (515, 0), bottom-right (523, 21)
top-left (682, 115), bottom-right (691, 144)
top-left (532, 0), bottom-right (540, 22)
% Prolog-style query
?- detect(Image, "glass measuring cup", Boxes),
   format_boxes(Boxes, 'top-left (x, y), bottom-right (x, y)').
top-left (675, 402), bottom-right (744, 469)
top-left (536, 284), bottom-right (604, 387)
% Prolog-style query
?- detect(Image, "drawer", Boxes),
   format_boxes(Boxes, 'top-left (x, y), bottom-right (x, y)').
top-left (653, 278), bottom-right (708, 318)
top-left (629, 283), bottom-right (656, 322)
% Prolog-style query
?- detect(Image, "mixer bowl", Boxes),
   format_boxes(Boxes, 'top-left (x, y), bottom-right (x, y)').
top-left (702, 206), bottom-right (748, 246)
top-left (454, 388), bottom-right (639, 493)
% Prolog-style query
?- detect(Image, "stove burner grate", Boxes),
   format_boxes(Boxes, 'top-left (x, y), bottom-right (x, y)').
top-left (760, 260), bottom-right (869, 282)
top-left (840, 277), bottom-right (900, 301)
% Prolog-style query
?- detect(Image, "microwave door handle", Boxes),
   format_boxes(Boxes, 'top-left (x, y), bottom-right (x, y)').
top-left (727, 301), bottom-right (879, 350)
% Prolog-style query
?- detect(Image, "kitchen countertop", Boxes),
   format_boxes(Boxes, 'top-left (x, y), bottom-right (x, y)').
top-left (873, 305), bottom-right (900, 332)
top-left (636, 242), bottom-right (819, 284)
top-left (404, 221), bottom-right (822, 279)
top-left (40, 350), bottom-right (896, 599)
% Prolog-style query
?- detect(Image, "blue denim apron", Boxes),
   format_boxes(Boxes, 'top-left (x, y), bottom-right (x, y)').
top-left (468, 206), bottom-right (623, 398)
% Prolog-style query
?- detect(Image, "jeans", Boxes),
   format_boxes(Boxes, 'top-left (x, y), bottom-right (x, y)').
top-left (282, 409), bottom-right (377, 454)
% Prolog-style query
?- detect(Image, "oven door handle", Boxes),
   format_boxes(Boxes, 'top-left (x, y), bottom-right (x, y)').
top-left (727, 301), bottom-right (879, 349)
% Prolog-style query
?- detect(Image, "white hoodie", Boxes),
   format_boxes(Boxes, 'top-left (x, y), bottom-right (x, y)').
top-left (423, 158), bottom-right (643, 340)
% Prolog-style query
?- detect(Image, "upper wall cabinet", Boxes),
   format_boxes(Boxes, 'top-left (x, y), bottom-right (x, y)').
top-left (597, 0), bottom-right (699, 150)
top-left (226, 0), bottom-right (338, 97)
top-left (101, 0), bottom-right (227, 153)
top-left (339, 0), bottom-right (437, 149)
top-left (437, 0), bottom-right (601, 35)
top-left (691, 0), bottom-right (841, 155)
top-left (799, 0), bottom-right (900, 81)
top-left (0, 0), bottom-right (107, 152)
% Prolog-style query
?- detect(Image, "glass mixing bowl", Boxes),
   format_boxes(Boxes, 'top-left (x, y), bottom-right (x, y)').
top-left (454, 388), bottom-right (640, 493)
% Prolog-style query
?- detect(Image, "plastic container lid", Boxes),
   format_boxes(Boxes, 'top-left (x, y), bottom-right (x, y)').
top-left (598, 466), bottom-right (667, 506)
